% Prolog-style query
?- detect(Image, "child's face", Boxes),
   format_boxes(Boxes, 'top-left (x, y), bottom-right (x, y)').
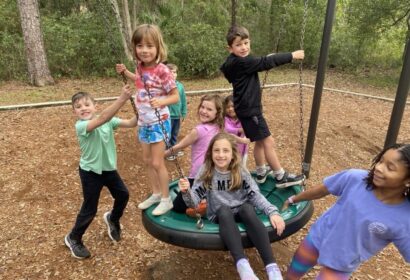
top-left (373, 149), bottom-right (410, 191)
top-left (170, 69), bottom-right (177, 80)
top-left (212, 138), bottom-right (233, 172)
top-left (228, 36), bottom-right (251, 58)
top-left (73, 97), bottom-right (96, 120)
top-left (198, 100), bottom-right (217, 124)
top-left (225, 101), bottom-right (236, 118)
top-left (135, 38), bottom-right (158, 67)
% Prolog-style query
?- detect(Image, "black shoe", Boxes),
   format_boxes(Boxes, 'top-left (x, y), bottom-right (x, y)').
top-left (255, 167), bottom-right (273, 184)
top-left (275, 172), bottom-right (305, 188)
top-left (64, 234), bottom-right (91, 259)
top-left (103, 211), bottom-right (121, 242)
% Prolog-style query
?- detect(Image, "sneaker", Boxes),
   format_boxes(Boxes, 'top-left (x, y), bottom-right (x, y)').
top-left (267, 264), bottom-right (283, 280)
top-left (237, 259), bottom-right (259, 280)
top-left (138, 194), bottom-right (161, 210)
top-left (152, 197), bottom-right (173, 216)
top-left (64, 234), bottom-right (91, 259)
top-left (255, 166), bottom-right (273, 184)
top-left (103, 211), bottom-right (121, 242)
top-left (177, 151), bottom-right (184, 157)
top-left (275, 172), bottom-right (305, 188)
top-left (166, 155), bottom-right (176, 161)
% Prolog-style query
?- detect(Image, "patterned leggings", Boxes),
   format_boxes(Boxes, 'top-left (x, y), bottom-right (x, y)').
top-left (286, 234), bottom-right (351, 280)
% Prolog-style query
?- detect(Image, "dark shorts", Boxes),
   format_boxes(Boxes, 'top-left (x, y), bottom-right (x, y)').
top-left (238, 114), bottom-right (271, 142)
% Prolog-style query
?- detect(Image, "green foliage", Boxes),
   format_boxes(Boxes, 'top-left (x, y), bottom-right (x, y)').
top-left (166, 23), bottom-right (226, 77)
top-left (1, 0), bottom-right (408, 84)
top-left (42, 12), bottom-right (120, 78)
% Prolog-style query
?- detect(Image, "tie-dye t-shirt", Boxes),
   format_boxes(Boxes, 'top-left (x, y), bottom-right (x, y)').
top-left (134, 63), bottom-right (176, 126)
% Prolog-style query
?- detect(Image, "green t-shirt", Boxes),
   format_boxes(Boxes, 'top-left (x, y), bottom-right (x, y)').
top-left (75, 117), bottom-right (121, 174)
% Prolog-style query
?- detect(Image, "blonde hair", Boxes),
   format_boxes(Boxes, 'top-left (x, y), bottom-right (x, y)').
top-left (131, 24), bottom-right (167, 63)
top-left (197, 94), bottom-right (224, 129)
top-left (167, 63), bottom-right (178, 72)
top-left (200, 132), bottom-right (243, 190)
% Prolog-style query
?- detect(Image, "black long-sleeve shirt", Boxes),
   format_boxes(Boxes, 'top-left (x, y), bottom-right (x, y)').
top-left (220, 52), bottom-right (293, 118)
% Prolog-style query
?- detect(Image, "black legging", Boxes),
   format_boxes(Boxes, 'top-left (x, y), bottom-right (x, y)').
top-left (216, 203), bottom-right (275, 266)
top-left (172, 178), bottom-right (195, 213)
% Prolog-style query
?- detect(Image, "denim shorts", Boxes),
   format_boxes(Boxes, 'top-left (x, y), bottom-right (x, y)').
top-left (138, 119), bottom-right (171, 144)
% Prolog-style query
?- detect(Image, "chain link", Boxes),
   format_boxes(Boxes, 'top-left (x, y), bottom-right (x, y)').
top-left (138, 67), bottom-right (185, 179)
top-left (298, 0), bottom-right (309, 167)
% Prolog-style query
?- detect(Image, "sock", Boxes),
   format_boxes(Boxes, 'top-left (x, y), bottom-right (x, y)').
top-left (236, 258), bottom-right (257, 280)
top-left (152, 193), bottom-right (161, 198)
top-left (266, 263), bottom-right (283, 280)
top-left (272, 168), bottom-right (285, 180)
top-left (256, 165), bottom-right (266, 175)
top-left (160, 196), bottom-right (171, 202)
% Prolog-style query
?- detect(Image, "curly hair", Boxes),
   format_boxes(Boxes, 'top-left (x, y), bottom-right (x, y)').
top-left (365, 143), bottom-right (410, 200)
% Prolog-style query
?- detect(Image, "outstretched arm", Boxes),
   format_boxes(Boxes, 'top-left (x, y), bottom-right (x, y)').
top-left (86, 85), bottom-right (132, 132)
top-left (164, 127), bottom-right (198, 156)
top-left (282, 184), bottom-right (329, 210)
top-left (118, 116), bottom-right (138, 128)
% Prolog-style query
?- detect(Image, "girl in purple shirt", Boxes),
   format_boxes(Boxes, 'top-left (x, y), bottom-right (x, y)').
top-left (224, 95), bottom-right (250, 167)
top-left (165, 94), bottom-right (224, 213)
top-left (283, 144), bottom-right (410, 279)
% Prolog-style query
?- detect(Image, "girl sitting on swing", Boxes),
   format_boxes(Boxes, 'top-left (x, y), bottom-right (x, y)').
top-left (179, 132), bottom-right (285, 280)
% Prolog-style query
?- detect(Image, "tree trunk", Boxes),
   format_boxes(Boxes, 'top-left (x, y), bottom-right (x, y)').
top-left (109, 0), bottom-right (134, 61)
top-left (122, 0), bottom-right (133, 47)
top-left (131, 0), bottom-right (138, 31)
top-left (17, 0), bottom-right (54, 86)
top-left (231, 0), bottom-right (237, 27)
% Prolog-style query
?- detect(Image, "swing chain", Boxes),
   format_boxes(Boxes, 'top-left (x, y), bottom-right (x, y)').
top-left (138, 67), bottom-right (185, 179)
top-left (298, 0), bottom-right (309, 168)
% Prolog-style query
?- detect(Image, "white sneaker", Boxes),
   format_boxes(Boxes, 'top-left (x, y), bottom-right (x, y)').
top-left (138, 194), bottom-right (161, 210)
top-left (267, 263), bottom-right (283, 280)
top-left (152, 197), bottom-right (173, 216)
top-left (177, 151), bottom-right (184, 157)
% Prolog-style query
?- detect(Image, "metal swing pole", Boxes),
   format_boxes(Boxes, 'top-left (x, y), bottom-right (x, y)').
top-left (384, 37), bottom-right (410, 148)
top-left (302, 0), bottom-right (337, 178)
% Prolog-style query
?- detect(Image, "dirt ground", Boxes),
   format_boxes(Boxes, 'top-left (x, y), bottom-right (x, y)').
top-left (1, 76), bottom-right (410, 279)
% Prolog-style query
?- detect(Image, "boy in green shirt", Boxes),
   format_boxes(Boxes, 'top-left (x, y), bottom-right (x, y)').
top-left (166, 63), bottom-right (187, 160)
top-left (65, 85), bottom-right (137, 259)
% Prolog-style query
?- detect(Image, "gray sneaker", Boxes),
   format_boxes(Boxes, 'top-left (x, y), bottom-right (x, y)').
top-left (103, 211), bottom-right (121, 242)
top-left (64, 234), bottom-right (91, 259)
top-left (255, 166), bottom-right (273, 184)
top-left (275, 172), bottom-right (305, 188)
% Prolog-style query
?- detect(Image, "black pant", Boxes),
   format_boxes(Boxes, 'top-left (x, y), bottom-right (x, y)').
top-left (70, 168), bottom-right (129, 240)
top-left (172, 178), bottom-right (194, 213)
top-left (216, 203), bottom-right (275, 266)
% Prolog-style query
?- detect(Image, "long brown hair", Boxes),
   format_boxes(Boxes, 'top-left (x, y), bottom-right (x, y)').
top-left (200, 132), bottom-right (242, 191)
top-left (197, 94), bottom-right (224, 129)
top-left (131, 24), bottom-right (167, 63)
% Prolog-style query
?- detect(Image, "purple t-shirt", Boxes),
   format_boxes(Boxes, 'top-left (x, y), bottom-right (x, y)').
top-left (189, 123), bottom-right (220, 178)
top-left (309, 169), bottom-right (410, 273)
top-left (224, 116), bottom-right (248, 156)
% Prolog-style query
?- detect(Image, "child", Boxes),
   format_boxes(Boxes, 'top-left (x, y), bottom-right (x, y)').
top-left (220, 25), bottom-right (305, 188)
top-left (179, 132), bottom-right (286, 280)
top-left (283, 143), bottom-right (410, 279)
top-left (65, 86), bottom-right (137, 259)
top-left (224, 94), bottom-right (250, 167)
top-left (164, 94), bottom-right (224, 213)
top-left (116, 24), bottom-right (179, 216)
top-left (165, 63), bottom-right (187, 161)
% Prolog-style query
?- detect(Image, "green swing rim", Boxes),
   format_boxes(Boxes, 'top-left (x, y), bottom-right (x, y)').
top-left (141, 174), bottom-right (314, 250)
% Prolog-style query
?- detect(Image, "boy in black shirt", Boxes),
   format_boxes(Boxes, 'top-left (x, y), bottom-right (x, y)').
top-left (220, 25), bottom-right (304, 188)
